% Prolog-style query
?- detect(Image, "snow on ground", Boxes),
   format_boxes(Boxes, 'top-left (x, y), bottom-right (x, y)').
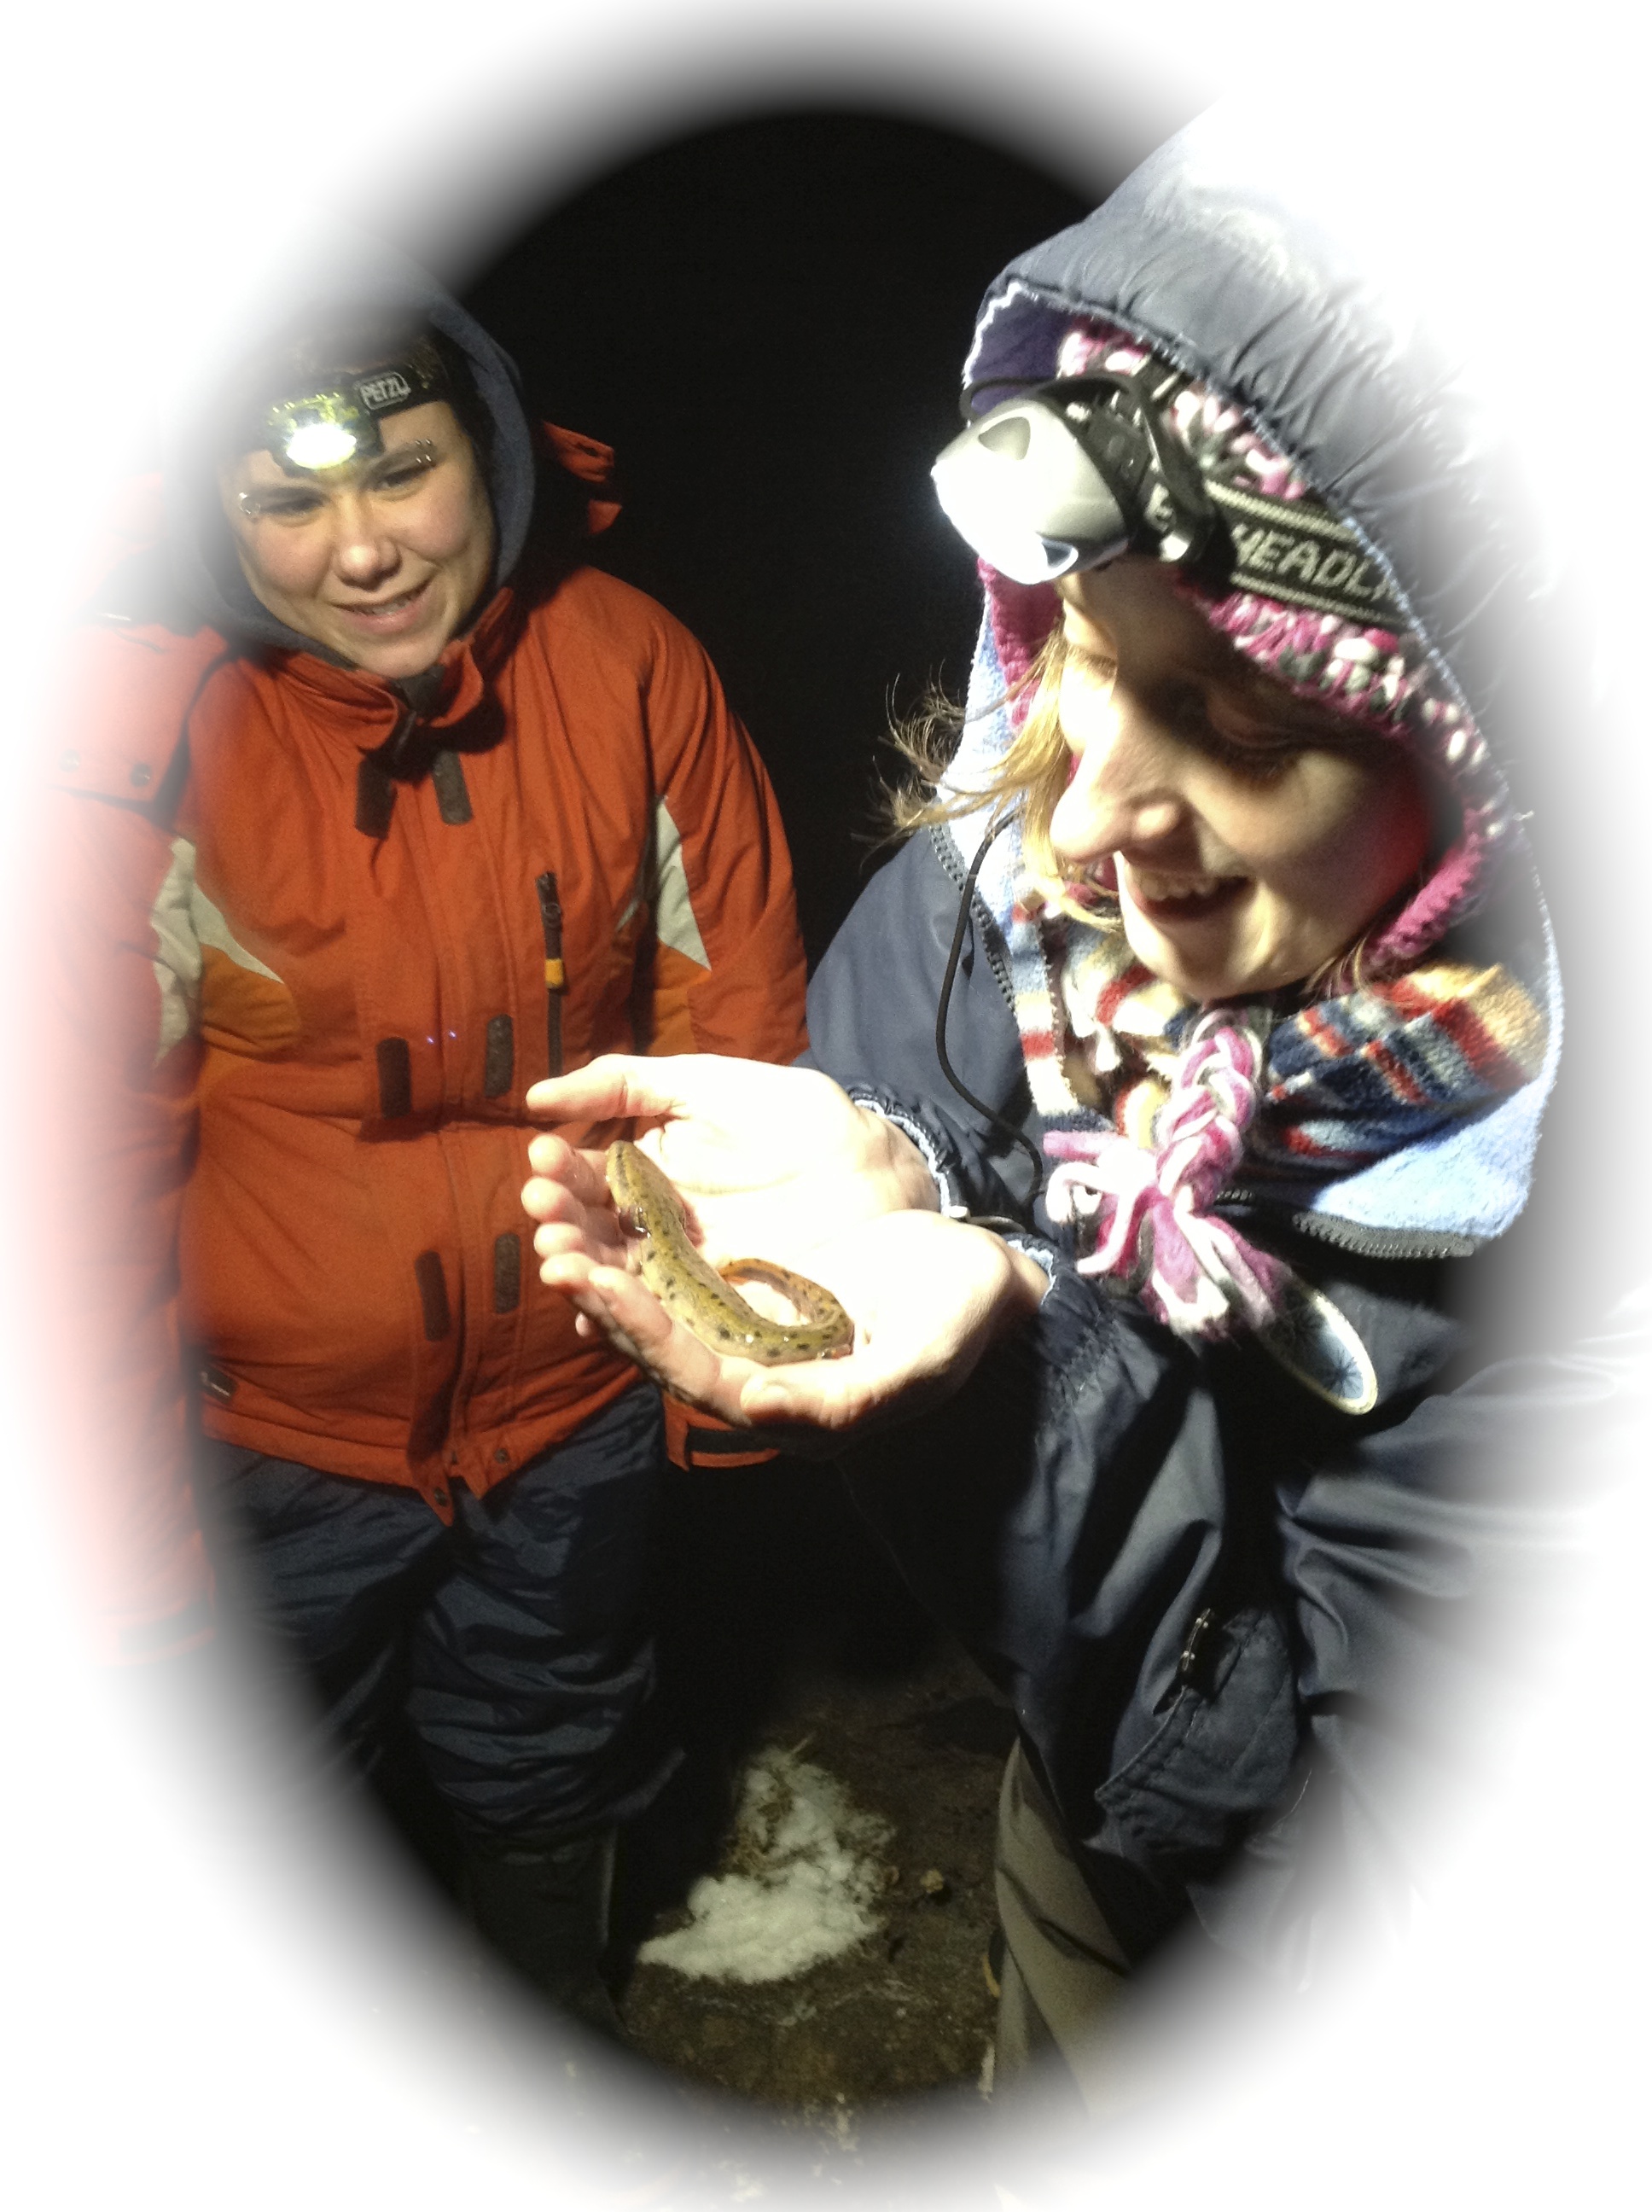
top-left (638, 1746), bottom-right (893, 1983)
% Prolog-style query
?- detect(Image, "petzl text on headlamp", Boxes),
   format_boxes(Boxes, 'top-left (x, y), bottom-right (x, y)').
top-left (262, 346), bottom-right (451, 475)
top-left (931, 371), bottom-right (1410, 629)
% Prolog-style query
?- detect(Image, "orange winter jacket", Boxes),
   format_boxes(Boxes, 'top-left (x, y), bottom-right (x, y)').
top-left (43, 465), bottom-right (808, 1663)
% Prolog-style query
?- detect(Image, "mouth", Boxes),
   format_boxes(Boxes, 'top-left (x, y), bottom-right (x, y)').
top-left (331, 577), bottom-right (434, 632)
top-left (1120, 864), bottom-right (1249, 923)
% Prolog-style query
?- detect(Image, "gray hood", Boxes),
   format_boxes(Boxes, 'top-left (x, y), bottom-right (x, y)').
top-left (938, 105), bottom-right (1562, 1249)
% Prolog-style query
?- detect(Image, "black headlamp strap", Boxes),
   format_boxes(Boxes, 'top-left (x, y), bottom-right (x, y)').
top-left (351, 337), bottom-right (451, 420)
top-left (1095, 370), bottom-right (1215, 560)
top-left (1203, 476), bottom-right (1408, 629)
top-left (260, 339), bottom-right (452, 473)
top-left (959, 369), bottom-right (1407, 628)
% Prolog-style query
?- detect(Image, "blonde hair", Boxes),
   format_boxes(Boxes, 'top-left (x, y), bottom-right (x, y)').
top-left (886, 620), bottom-right (1436, 998)
top-left (886, 628), bottom-right (1079, 893)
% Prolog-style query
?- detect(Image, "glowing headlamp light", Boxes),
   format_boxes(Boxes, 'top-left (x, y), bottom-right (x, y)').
top-left (261, 353), bottom-right (449, 475)
top-left (268, 392), bottom-right (375, 473)
top-left (931, 371), bottom-right (1217, 587)
top-left (932, 369), bottom-right (1413, 631)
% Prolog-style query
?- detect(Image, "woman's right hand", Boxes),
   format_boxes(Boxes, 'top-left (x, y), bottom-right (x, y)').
top-left (520, 1053), bottom-right (1046, 1453)
top-left (521, 1052), bottom-right (941, 1279)
top-left (531, 1200), bottom-right (1047, 1456)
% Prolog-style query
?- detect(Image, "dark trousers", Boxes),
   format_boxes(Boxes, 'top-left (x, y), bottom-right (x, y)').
top-left (195, 1384), bottom-right (672, 1845)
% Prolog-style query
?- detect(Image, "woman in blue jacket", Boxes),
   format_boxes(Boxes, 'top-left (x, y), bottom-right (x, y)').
top-left (517, 108), bottom-right (1617, 2111)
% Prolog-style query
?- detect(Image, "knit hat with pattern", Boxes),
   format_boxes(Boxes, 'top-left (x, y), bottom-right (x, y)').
top-left (1005, 318), bottom-right (1527, 975)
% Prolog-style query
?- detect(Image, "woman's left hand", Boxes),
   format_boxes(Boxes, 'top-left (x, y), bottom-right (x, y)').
top-left (532, 1203), bottom-right (1048, 1457)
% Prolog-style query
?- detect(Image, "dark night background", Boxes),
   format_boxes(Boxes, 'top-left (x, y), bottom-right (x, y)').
top-left (451, 109), bottom-right (1104, 965)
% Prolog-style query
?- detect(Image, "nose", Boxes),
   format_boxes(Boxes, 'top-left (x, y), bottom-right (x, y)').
top-left (1048, 690), bottom-right (1190, 869)
top-left (328, 492), bottom-right (401, 588)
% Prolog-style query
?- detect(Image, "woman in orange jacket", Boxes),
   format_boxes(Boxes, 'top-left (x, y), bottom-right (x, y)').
top-left (44, 236), bottom-right (809, 2033)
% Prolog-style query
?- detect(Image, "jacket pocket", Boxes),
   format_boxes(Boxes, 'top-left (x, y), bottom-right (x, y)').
top-left (1091, 1604), bottom-right (1301, 1886)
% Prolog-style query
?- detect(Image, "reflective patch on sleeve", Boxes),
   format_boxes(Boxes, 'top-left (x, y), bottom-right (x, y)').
top-left (149, 837), bottom-right (204, 1064)
top-left (650, 798), bottom-right (709, 969)
top-left (149, 836), bottom-right (288, 1065)
top-left (192, 870), bottom-right (281, 984)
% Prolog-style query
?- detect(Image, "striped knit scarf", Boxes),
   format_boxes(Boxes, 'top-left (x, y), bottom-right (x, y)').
top-left (1010, 890), bottom-right (1550, 1338)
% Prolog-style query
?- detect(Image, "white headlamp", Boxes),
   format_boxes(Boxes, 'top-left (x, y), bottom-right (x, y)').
top-left (933, 370), bottom-right (1414, 631)
top-left (931, 372), bottom-right (1215, 587)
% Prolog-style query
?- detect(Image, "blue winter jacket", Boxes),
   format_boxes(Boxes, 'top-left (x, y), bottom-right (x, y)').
top-left (803, 111), bottom-right (1632, 1987)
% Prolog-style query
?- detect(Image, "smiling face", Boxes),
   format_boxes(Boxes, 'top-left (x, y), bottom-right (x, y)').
top-left (1048, 560), bottom-right (1437, 1001)
top-left (217, 400), bottom-right (495, 678)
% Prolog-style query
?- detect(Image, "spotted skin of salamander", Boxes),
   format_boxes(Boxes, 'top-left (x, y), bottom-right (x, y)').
top-left (604, 1140), bottom-right (854, 1365)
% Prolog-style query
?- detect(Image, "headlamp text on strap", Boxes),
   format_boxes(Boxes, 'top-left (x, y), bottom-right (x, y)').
top-left (931, 373), bottom-right (1408, 630)
top-left (258, 341), bottom-right (452, 477)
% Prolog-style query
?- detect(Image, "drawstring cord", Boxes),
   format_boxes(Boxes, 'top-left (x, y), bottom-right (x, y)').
top-left (935, 820), bottom-right (1046, 1213)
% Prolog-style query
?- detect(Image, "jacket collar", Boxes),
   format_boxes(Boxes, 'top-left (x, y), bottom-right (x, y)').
top-left (253, 580), bottom-right (523, 748)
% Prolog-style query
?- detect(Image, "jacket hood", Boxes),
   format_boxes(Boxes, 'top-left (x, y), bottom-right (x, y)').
top-left (162, 230), bottom-right (537, 660)
top-left (939, 104), bottom-right (1561, 1247)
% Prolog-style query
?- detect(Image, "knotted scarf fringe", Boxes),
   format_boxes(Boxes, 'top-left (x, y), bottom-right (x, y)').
top-left (1044, 1013), bottom-right (1290, 1338)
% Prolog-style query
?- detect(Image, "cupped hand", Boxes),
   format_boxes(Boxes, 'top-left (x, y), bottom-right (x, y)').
top-left (531, 1202), bottom-right (1047, 1456)
top-left (521, 1052), bottom-right (939, 1278)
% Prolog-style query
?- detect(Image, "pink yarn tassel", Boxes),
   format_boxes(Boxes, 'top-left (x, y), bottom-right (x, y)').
top-left (1044, 1014), bottom-right (1289, 1339)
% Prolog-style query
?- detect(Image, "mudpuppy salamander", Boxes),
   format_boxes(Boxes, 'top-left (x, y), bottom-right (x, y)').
top-left (605, 1139), bottom-right (854, 1365)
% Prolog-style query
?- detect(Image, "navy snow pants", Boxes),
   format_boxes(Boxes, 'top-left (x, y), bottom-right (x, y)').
top-left (195, 1382), bottom-right (672, 1841)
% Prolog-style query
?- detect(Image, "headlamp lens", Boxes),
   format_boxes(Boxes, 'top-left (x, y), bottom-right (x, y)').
top-left (931, 393), bottom-right (1133, 585)
top-left (246, 342), bottom-right (451, 478)
top-left (282, 417), bottom-right (362, 471)
top-left (265, 390), bottom-right (379, 474)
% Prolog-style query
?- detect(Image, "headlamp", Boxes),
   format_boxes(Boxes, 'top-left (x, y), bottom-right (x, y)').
top-left (260, 347), bottom-right (451, 476)
top-left (931, 367), bottom-right (1411, 630)
top-left (932, 370), bottom-right (1216, 588)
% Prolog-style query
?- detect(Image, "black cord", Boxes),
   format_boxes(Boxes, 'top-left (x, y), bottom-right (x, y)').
top-left (934, 820), bottom-right (1045, 1208)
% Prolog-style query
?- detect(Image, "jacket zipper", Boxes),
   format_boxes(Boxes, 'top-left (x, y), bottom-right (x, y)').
top-left (535, 870), bottom-right (566, 1078)
top-left (1217, 1185), bottom-right (1477, 1262)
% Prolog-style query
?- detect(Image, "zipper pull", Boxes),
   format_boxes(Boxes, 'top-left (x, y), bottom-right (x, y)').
top-left (356, 688), bottom-right (429, 839)
top-left (535, 870), bottom-right (566, 1077)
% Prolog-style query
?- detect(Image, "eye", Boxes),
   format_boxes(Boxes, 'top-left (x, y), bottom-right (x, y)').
top-left (1062, 640), bottom-right (1118, 687)
top-left (374, 444), bottom-right (440, 492)
top-left (1055, 644), bottom-right (1118, 744)
top-left (1168, 684), bottom-right (1303, 777)
top-left (238, 487), bottom-right (325, 522)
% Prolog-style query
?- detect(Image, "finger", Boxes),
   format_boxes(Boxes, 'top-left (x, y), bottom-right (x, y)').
top-left (573, 1266), bottom-right (728, 1384)
top-left (521, 1176), bottom-right (582, 1228)
top-left (554, 1278), bottom-right (660, 1374)
top-left (521, 1132), bottom-right (612, 1203)
top-left (544, 1261), bottom-right (772, 1423)
top-left (531, 1219), bottom-right (621, 1266)
top-left (524, 1053), bottom-right (718, 1127)
top-left (537, 1246), bottom-right (594, 1290)
top-left (521, 1176), bottom-right (625, 1256)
